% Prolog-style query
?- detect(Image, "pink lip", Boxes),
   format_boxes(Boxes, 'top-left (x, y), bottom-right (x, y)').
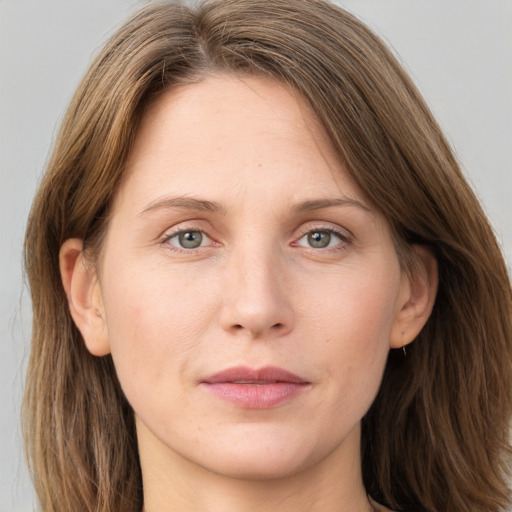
top-left (201, 366), bottom-right (310, 409)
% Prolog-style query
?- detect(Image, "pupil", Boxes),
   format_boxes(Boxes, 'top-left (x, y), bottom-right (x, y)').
top-left (179, 231), bottom-right (202, 248)
top-left (308, 231), bottom-right (330, 248)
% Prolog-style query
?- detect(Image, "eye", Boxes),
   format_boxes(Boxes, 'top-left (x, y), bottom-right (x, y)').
top-left (296, 229), bottom-right (346, 249)
top-left (165, 230), bottom-right (211, 250)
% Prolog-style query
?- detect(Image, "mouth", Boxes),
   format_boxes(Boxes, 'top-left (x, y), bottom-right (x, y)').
top-left (201, 366), bottom-right (311, 409)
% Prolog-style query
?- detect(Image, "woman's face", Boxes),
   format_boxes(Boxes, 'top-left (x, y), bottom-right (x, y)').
top-left (94, 75), bottom-right (410, 479)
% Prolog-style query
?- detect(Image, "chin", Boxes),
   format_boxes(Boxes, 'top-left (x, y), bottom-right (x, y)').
top-left (201, 450), bottom-right (314, 481)
top-left (185, 424), bottom-right (340, 481)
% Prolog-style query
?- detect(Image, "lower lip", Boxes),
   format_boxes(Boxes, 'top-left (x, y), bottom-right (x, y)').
top-left (201, 382), bottom-right (309, 409)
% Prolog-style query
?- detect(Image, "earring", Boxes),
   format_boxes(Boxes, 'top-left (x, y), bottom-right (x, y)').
top-left (402, 345), bottom-right (407, 356)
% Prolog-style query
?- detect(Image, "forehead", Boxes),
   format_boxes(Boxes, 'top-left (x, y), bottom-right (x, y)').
top-left (116, 73), bottom-right (365, 211)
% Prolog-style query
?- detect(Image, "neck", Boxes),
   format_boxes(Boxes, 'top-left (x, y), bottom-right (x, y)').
top-left (139, 423), bottom-right (376, 512)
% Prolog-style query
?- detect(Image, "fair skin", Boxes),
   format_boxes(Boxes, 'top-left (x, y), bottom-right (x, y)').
top-left (60, 74), bottom-right (437, 512)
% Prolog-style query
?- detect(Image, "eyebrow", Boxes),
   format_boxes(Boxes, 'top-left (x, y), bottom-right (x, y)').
top-left (292, 197), bottom-right (371, 213)
top-left (138, 196), bottom-right (226, 217)
top-left (138, 195), bottom-right (370, 217)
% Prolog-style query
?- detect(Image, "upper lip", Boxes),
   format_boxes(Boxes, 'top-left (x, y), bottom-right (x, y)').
top-left (202, 366), bottom-right (309, 384)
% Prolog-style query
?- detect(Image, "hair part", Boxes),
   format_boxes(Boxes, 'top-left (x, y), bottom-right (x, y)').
top-left (24, 1), bottom-right (512, 510)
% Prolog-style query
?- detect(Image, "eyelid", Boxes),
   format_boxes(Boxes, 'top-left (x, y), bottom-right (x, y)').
top-left (164, 228), bottom-right (210, 243)
top-left (158, 221), bottom-right (352, 253)
top-left (160, 226), bottom-right (218, 253)
top-left (294, 222), bottom-right (353, 241)
top-left (292, 223), bottom-right (353, 251)
top-left (158, 218), bottom-right (215, 242)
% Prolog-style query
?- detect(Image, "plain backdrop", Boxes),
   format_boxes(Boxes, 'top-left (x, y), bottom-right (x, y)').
top-left (1, 1), bottom-right (511, 510)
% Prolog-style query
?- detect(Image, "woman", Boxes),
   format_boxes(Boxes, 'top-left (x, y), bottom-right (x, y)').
top-left (23, 0), bottom-right (512, 511)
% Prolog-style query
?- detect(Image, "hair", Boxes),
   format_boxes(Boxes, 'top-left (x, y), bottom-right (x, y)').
top-left (23, 0), bottom-right (512, 511)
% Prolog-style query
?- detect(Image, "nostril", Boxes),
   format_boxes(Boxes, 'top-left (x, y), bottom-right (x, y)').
top-left (273, 323), bottom-right (283, 329)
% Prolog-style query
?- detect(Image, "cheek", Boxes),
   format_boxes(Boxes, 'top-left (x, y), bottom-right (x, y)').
top-left (100, 263), bottom-right (218, 397)
top-left (300, 265), bottom-right (400, 394)
top-left (302, 263), bottom-right (400, 346)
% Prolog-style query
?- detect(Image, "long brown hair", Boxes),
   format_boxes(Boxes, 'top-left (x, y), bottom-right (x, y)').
top-left (23, 1), bottom-right (512, 510)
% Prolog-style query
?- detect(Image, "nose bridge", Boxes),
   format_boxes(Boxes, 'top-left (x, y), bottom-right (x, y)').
top-left (220, 237), bottom-right (294, 338)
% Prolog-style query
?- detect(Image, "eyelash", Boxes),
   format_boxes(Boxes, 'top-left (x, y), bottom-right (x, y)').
top-left (161, 228), bottom-right (214, 254)
top-left (160, 225), bottom-right (352, 254)
top-left (293, 226), bottom-right (351, 252)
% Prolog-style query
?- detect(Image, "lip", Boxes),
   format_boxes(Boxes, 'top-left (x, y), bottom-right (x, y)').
top-left (200, 366), bottom-right (311, 409)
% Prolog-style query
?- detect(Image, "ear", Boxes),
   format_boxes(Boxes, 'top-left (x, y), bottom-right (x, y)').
top-left (59, 238), bottom-right (111, 356)
top-left (390, 245), bottom-right (438, 349)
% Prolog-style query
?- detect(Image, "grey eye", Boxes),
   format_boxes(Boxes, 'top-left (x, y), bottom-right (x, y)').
top-left (167, 230), bottom-right (208, 249)
top-left (179, 231), bottom-right (203, 248)
top-left (295, 229), bottom-right (345, 250)
top-left (307, 231), bottom-right (332, 248)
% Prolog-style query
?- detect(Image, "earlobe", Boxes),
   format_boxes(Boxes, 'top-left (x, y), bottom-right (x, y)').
top-left (390, 245), bottom-right (438, 349)
top-left (59, 238), bottom-right (111, 356)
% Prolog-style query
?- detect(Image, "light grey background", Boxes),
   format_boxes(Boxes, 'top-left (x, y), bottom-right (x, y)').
top-left (1, 1), bottom-right (511, 510)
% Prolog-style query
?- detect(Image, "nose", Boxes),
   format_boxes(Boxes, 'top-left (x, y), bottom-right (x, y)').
top-left (219, 246), bottom-right (294, 340)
